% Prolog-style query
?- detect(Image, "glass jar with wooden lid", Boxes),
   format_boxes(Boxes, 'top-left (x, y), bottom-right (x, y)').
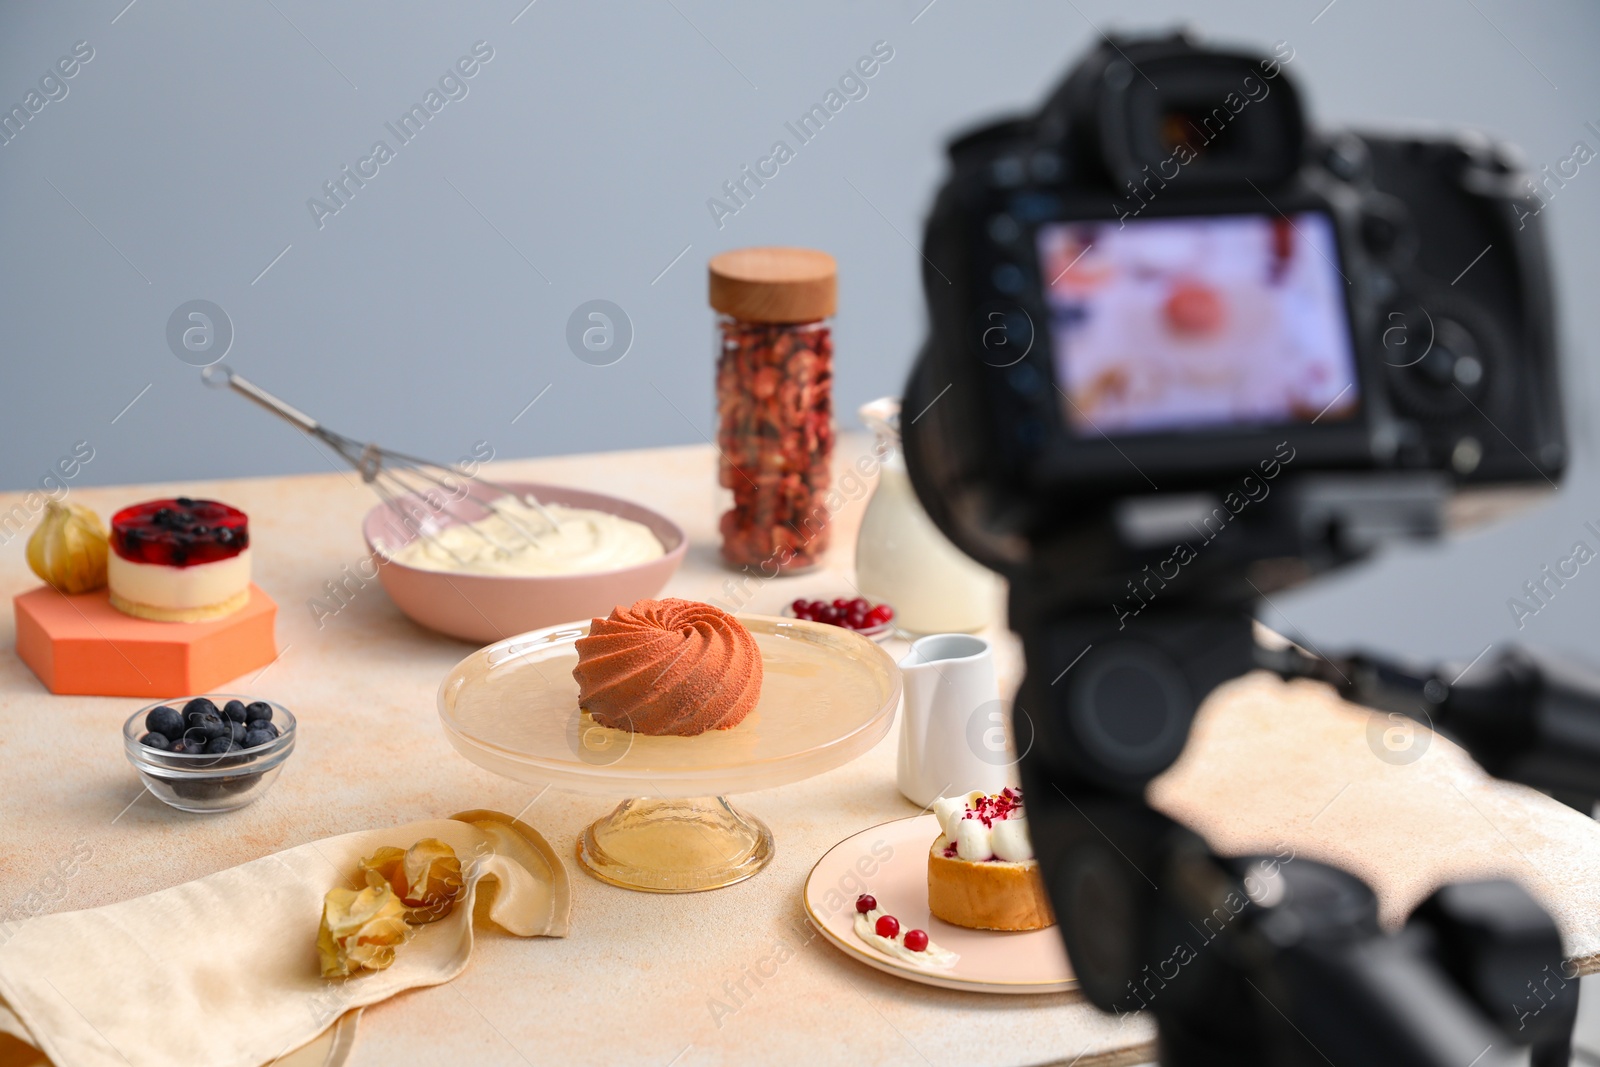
top-left (710, 247), bottom-right (836, 574)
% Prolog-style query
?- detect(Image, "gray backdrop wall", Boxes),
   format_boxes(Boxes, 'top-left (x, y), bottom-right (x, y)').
top-left (3, 0), bottom-right (1599, 666)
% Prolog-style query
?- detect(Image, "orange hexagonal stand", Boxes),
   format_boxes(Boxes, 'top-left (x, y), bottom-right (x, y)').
top-left (14, 584), bottom-right (278, 697)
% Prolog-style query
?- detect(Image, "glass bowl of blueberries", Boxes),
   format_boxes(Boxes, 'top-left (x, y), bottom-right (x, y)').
top-left (123, 695), bottom-right (296, 814)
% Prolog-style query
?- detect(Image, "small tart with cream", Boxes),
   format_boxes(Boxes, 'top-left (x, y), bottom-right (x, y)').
top-left (927, 788), bottom-right (1055, 932)
top-left (108, 498), bottom-right (251, 622)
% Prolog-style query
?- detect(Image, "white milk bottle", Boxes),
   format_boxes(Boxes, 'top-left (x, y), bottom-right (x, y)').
top-left (854, 398), bottom-right (1003, 634)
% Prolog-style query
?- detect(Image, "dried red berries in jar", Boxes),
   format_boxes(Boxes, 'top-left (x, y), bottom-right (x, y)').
top-left (709, 248), bottom-right (838, 573)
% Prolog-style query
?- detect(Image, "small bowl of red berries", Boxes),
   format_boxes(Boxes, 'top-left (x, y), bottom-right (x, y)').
top-left (784, 597), bottom-right (896, 642)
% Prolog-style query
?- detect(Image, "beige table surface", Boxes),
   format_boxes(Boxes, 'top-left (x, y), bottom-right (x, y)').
top-left (3, 436), bottom-right (1599, 1067)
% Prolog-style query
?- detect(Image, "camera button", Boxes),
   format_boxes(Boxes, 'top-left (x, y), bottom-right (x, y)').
top-left (1322, 133), bottom-right (1370, 182)
top-left (976, 305), bottom-right (1036, 367)
top-left (987, 214), bottom-right (1021, 244)
top-left (1007, 363), bottom-right (1044, 396)
top-left (989, 156), bottom-right (1027, 188)
top-left (1358, 195), bottom-right (1415, 264)
top-left (992, 264), bottom-right (1025, 294)
top-left (1451, 437), bottom-right (1483, 475)
top-left (1361, 214), bottom-right (1400, 255)
top-left (1101, 61), bottom-right (1133, 91)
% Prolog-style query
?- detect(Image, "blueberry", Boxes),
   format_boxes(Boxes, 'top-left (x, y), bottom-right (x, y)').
top-left (252, 720), bottom-right (280, 739)
top-left (183, 697), bottom-right (219, 719)
top-left (230, 721), bottom-right (247, 744)
top-left (243, 727), bottom-right (275, 749)
top-left (175, 497), bottom-right (195, 508)
top-left (244, 702), bottom-right (273, 724)
top-left (217, 528), bottom-right (234, 544)
top-left (146, 705), bottom-right (184, 737)
top-left (184, 716), bottom-right (222, 742)
top-left (140, 732), bottom-right (171, 750)
top-left (203, 737), bottom-right (238, 755)
top-left (186, 711), bottom-right (227, 741)
top-left (222, 700), bottom-right (247, 723)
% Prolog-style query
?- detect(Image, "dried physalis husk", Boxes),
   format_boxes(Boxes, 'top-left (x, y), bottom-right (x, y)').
top-left (359, 838), bottom-right (466, 925)
top-left (27, 501), bottom-right (109, 594)
top-left (317, 885), bottom-right (410, 979)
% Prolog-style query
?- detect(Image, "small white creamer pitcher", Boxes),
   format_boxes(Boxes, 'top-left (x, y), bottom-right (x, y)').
top-left (897, 633), bottom-right (1015, 808)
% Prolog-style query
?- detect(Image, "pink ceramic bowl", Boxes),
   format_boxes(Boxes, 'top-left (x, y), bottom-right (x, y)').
top-left (361, 482), bottom-right (687, 644)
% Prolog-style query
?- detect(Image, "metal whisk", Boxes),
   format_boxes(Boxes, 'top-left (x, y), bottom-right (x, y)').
top-left (202, 364), bottom-right (558, 566)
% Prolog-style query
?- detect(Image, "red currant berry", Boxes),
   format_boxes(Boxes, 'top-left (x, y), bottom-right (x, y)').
top-left (850, 598), bottom-right (871, 613)
top-left (855, 894), bottom-right (876, 914)
top-left (790, 599), bottom-right (810, 615)
top-left (832, 598), bottom-right (851, 611)
top-left (875, 914), bottom-right (900, 939)
top-left (818, 606), bottom-right (841, 625)
top-left (903, 929), bottom-right (929, 952)
top-left (867, 605), bottom-right (893, 624)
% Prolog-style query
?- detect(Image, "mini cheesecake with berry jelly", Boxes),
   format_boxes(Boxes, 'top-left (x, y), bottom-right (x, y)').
top-left (107, 498), bottom-right (251, 622)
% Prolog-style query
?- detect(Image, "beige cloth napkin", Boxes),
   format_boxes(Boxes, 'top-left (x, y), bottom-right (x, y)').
top-left (0, 812), bottom-right (570, 1067)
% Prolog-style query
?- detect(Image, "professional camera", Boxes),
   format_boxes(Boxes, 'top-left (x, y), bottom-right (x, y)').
top-left (907, 31), bottom-right (1564, 568)
top-left (904, 31), bottom-right (1592, 1066)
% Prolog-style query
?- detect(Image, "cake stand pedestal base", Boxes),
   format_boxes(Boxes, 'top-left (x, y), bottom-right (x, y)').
top-left (577, 795), bottom-right (774, 893)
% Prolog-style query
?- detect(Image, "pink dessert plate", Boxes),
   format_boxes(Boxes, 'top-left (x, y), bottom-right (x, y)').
top-left (803, 813), bottom-right (1077, 994)
top-left (361, 482), bottom-right (687, 644)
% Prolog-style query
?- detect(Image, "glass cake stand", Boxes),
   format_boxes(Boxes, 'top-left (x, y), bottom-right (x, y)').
top-left (437, 615), bottom-right (901, 893)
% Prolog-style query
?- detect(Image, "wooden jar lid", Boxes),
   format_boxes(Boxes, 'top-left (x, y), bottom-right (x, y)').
top-left (709, 247), bottom-right (837, 323)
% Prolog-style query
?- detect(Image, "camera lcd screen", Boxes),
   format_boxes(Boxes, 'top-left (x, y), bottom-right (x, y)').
top-left (1036, 212), bottom-right (1360, 437)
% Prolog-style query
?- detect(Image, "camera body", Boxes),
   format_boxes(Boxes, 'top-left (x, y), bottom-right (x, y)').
top-left (906, 32), bottom-right (1565, 586)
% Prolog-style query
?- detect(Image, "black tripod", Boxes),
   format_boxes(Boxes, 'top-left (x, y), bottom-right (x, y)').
top-left (1014, 598), bottom-right (1592, 1065)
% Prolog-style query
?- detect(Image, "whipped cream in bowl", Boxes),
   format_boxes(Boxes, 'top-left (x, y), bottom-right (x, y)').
top-left (361, 481), bottom-right (687, 644)
top-left (387, 497), bottom-right (664, 577)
